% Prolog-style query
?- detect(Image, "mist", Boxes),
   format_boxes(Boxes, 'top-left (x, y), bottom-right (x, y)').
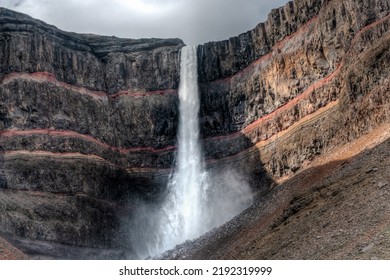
top-left (129, 166), bottom-right (253, 259)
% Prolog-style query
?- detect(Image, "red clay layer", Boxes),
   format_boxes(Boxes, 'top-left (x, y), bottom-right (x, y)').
top-left (0, 72), bottom-right (177, 100)
top-left (205, 65), bottom-right (342, 144)
top-left (3, 149), bottom-right (173, 174)
top-left (243, 65), bottom-right (341, 134)
top-left (4, 150), bottom-right (108, 160)
top-left (0, 129), bottom-right (176, 154)
top-left (351, 13), bottom-right (390, 46)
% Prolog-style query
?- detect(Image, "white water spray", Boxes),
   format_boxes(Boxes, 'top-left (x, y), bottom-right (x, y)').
top-left (157, 45), bottom-right (210, 252)
top-left (131, 46), bottom-right (253, 259)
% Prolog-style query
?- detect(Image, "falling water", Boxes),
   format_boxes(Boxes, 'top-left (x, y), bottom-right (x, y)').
top-left (132, 45), bottom-right (253, 259)
top-left (157, 45), bottom-right (210, 252)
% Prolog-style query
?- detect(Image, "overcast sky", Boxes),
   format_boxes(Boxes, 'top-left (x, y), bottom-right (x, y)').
top-left (2, 0), bottom-right (290, 45)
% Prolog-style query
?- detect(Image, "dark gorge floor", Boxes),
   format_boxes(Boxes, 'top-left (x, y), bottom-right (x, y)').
top-left (159, 125), bottom-right (390, 259)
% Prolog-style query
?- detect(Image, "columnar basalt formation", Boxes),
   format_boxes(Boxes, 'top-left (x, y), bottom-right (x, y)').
top-left (0, 0), bottom-right (389, 259)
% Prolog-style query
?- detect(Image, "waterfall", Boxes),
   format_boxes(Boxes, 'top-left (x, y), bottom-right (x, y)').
top-left (131, 45), bottom-right (253, 259)
top-left (157, 45), bottom-right (210, 253)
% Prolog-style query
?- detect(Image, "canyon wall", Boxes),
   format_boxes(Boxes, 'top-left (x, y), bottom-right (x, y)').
top-left (199, 0), bottom-right (390, 180)
top-left (0, 0), bottom-right (389, 258)
top-left (0, 7), bottom-right (183, 258)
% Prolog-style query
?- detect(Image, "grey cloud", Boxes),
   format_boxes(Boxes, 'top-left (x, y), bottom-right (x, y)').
top-left (2, 0), bottom-right (26, 7)
top-left (2, 0), bottom-right (290, 45)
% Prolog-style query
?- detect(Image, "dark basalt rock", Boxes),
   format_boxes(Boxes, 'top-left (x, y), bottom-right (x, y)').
top-left (0, 7), bottom-right (182, 259)
top-left (0, 7), bottom-right (184, 93)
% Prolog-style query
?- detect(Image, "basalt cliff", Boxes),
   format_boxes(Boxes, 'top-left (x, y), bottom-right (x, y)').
top-left (1, 0), bottom-right (389, 259)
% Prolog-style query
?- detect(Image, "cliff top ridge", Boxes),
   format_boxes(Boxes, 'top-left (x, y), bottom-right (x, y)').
top-left (0, 7), bottom-right (184, 58)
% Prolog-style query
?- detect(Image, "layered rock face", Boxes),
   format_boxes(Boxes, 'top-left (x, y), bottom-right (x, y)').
top-left (0, 8), bottom-right (183, 258)
top-left (0, 0), bottom-right (389, 259)
top-left (199, 0), bottom-right (390, 180)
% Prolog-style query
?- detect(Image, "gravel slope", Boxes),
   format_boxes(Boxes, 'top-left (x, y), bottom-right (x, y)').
top-left (0, 236), bottom-right (27, 260)
top-left (159, 126), bottom-right (390, 259)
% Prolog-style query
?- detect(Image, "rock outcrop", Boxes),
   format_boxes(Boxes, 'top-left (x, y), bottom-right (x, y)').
top-left (0, 0), bottom-right (389, 259)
